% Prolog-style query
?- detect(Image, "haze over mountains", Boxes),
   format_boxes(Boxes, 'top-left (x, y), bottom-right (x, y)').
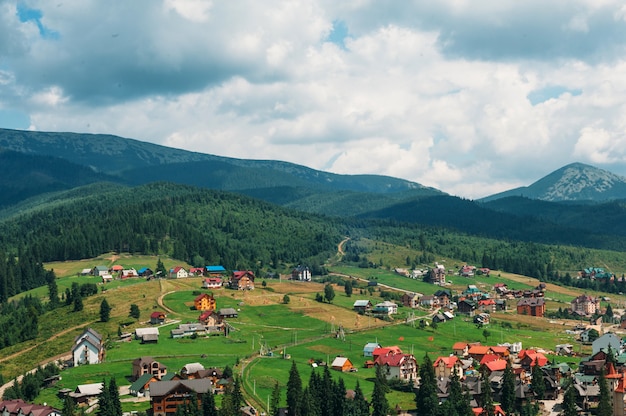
top-left (3, 127), bottom-right (626, 248)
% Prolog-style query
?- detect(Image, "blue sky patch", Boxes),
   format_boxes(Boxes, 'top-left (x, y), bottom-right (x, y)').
top-left (17, 2), bottom-right (59, 39)
top-left (527, 86), bottom-right (582, 105)
top-left (0, 109), bottom-right (30, 130)
top-left (326, 20), bottom-right (349, 49)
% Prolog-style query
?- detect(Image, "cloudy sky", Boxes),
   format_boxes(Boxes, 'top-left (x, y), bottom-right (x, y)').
top-left (2, 0), bottom-right (626, 199)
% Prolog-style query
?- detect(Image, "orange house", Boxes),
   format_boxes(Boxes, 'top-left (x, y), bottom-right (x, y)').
top-left (194, 293), bottom-right (216, 311)
top-left (229, 271), bottom-right (255, 290)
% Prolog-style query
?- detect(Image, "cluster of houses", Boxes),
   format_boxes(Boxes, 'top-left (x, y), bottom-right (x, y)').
top-left (65, 358), bottom-right (234, 416)
top-left (394, 263), bottom-right (491, 283)
top-left (86, 264), bottom-right (259, 290)
top-left (0, 400), bottom-right (61, 416)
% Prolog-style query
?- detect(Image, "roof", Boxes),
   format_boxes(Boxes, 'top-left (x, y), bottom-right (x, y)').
top-left (73, 327), bottom-right (102, 343)
top-left (0, 400), bottom-right (60, 416)
top-left (130, 373), bottom-right (155, 392)
top-left (206, 265), bottom-right (226, 272)
top-left (219, 308), bottom-right (238, 316)
top-left (194, 293), bottom-right (213, 302)
top-left (468, 345), bottom-right (492, 355)
top-left (377, 353), bottom-right (414, 367)
top-left (484, 359), bottom-right (508, 372)
top-left (182, 362), bottom-right (205, 374)
top-left (111, 265), bottom-right (123, 271)
top-left (331, 357), bottom-right (352, 368)
top-left (74, 383), bottom-right (103, 396)
top-left (150, 311), bottom-right (165, 319)
top-left (452, 342), bottom-right (469, 350)
top-left (135, 327), bottom-right (160, 336)
top-left (149, 379), bottom-right (213, 397)
top-left (353, 300), bottom-right (372, 307)
top-left (516, 298), bottom-right (545, 306)
top-left (373, 346), bottom-right (403, 357)
top-left (433, 356), bottom-right (459, 368)
top-left (364, 342), bottom-right (381, 350)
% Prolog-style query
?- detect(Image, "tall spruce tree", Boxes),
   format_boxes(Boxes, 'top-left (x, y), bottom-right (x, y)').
top-left (287, 361), bottom-right (302, 416)
top-left (500, 361), bottom-right (516, 415)
top-left (530, 359), bottom-right (545, 400)
top-left (597, 370), bottom-right (612, 416)
top-left (202, 392), bottom-right (218, 416)
top-left (415, 354), bottom-right (439, 416)
top-left (480, 368), bottom-right (495, 416)
top-left (61, 394), bottom-right (75, 416)
top-left (561, 384), bottom-right (578, 416)
top-left (96, 379), bottom-right (111, 416)
top-left (270, 382), bottom-right (281, 416)
top-left (100, 298), bottom-right (111, 322)
top-left (108, 377), bottom-right (122, 416)
top-left (447, 370), bottom-right (473, 416)
top-left (46, 270), bottom-right (59, 308)
top-left (352, 381), bottom-right (370, 416)
top-left (371, 370), bottom-right (390, 416)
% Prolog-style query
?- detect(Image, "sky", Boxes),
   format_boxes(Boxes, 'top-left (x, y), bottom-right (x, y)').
top-left (2, 1), bottom-right (626, 199)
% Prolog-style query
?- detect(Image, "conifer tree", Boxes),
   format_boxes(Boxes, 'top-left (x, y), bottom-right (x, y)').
top-left (597, 370), bottom-right (612, 416)
top-left (202, 392), bottom-right (218, 416)
top-left (61, 394), bottom-right (75, 416)
top-left (352, 381), bottom-right (370, 416)
top-left (100, 298), bottom-right (111, 322)
top-left (287, 361), bottom-right (302, 416)
top-left (530, 359), bottom-right (545, 400)
top-left (447, 370), bottom-right (472, 416)
top-left (108, 377), bottom-right (122, 416)
top-left (415, 354), bottom-right (439, 416)
top-left (270, 382), bottom-right (281, 416)
top-left (371, 370), bottom-right (390, 416)
top-left (96, 379), bottom-right (111, 416)
top-left (561, 384), bottom-right (578, 416)
top-left (480, 368), bottom-right (495, 416)
top-left (46, 269), bottom-right (59, 308)
top-left (500, 361), bottom-right (516, 415)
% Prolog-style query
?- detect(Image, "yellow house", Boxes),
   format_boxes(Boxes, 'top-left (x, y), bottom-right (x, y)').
top-left (194, 293), bottom-right (216, 311)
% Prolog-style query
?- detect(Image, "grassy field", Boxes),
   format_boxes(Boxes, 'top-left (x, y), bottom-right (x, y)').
top-left (1, 251), bottom-right (616, 413)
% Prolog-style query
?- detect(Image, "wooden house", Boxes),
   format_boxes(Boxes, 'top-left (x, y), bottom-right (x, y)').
top-left (331, 356), bottom-right (355, 372)
top-left (194, 293), bottom-right (216, 311)
top-left (229, 271), bottom-right (255, 290)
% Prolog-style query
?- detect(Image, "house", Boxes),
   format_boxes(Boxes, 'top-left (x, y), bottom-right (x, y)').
top-left (373, 346), bottom-right (403, 362)
top-left (130, 373), bottom-right (158, 397)
top-left (331, 356), bottom-right (355, 372)
top-left (474, 313), bottom-right (490, 325)
top-left (429, 264), bottom-right (447, 285)
top-left (0, 399), bottom-right (61, 416)
top-left (571, 294), bottom-right (600, 316)
top-left (101, 274), bottom-right (113, 283)
top-left (72, 328), bottom-right (104, 366)
top-left (372, 301), bottom-right (398, 315)
top-left (519, 350), bottom-right (548, 369)
top-left (434, 289), bottom-right (452, 308)
top-left (420, 295), bottom-right (439, 309)
top-left (401, 292), bottom-right (422, 308)
top-left (203, 277), bottom-right (223, 289)
top-left (188, 267), bottom-right (205, 276)
top-left (468, 345), bottom-right (495, 362)
top-left (592, 333), bottom-right (622, 355)
top-left (150, 379), bottom-right (213, 416)
top-left (452, 342), bottom-right (470, 357)
top-left (433, 356), bottom-right (462, 379)
top-left (198, 310), bottom-right (222, 326)
top-left (194, 293), bottom-right (216, 311)
top-left (458, 299), bottom-right (477, 315)
top-left (478, 298), bottom-right (496, 312)
top-left (206, 265), bottom-right (227, 276)
top-left (169, 267), bottom-right (188, 279)
top-left (150, 311), bottom-right (166, 325)
top-left (363, 342), bottom-right (382, 357)
top-left (69, 383), bottom-right (103, 404)
top-left (376, 353), bottom-right (418, 381)
top-left (181, 363), bottom-right (205, 378)
top-left (132, 357), bottom-right (167, 381)
top-left (92, 265), bottom-right (108, 276)
top-left (121, 268), bottom-right (138, 278)
top-left (516, 298), bottom-right (545, 317)
top-left (111, 265), bottom-right (123, 273)
top-left (229, 271), bottom-right (255, 290)
top-left (80, 268), bottom-right (92, 276)
top-left (138, 267), bottom-right (154, 277)
top-left (353, 300), bottom-right (373, 313)
top-left (218, 308), bottom-right (238, 318)
top-left (291, 265), bottom-right (311, 281)
top-left (135, 327), bottom-right (160, 343)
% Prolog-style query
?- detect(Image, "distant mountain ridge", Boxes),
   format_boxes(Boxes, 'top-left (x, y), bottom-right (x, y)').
top-left (481, 163), bottom-right (626, 202)
top-left (0, 128), bottom-right (440, 198)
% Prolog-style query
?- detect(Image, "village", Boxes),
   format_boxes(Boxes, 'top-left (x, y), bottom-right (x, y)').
top-left (1, 261), bottom-right (626, 416)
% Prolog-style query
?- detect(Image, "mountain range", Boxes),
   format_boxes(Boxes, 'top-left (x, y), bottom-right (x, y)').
top-left (3, 127), bottom-right (626, 249)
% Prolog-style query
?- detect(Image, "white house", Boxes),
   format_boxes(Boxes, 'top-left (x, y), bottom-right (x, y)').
top-left (373, 301), bottom-right (398, 315)
top-left (72, 328), bottom-right (104, 366)
top-left (169, 267), bottom-right (188, 279)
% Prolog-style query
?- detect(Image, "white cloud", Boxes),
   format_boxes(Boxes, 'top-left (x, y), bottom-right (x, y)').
top-left (3, 1), bottom-right (626, 200)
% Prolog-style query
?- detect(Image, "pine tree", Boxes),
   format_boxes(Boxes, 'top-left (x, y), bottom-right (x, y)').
top-left (500, 361), bottom-right (516, 415)
top-left (375, 362), bottom-right (390, 393)
top-left (415, 354), bottom-right (439, 416)
top-left (448, 370), bottom-right (472, 416)
top-left (270, 382), bottom-right (281, 416)
top-left (100, 298), bottom-right (111, 322)
top-left (344, 280), bottom-right (353, 297)
top-left (156, 257), bottom-right (167, 277)
top-left (202, 392), bottom-right (218, 416)
top-left (46, 270), bottom-right (59, 308)
top-left (61, 394), bottom-right (75, 416)
top-left (324, 284), bottom-right (335, 303)
top-left (231, 377), bottom-right (244, 414)
top-left (371, 370), bottom-right (390, 416)
top-left (597, 370), bottom-right (612, 416)
top-left (561, 384), bottom-right (578, 416)
top-left (96, 379), bottom-right (111, 416)
top-left (480, 368), bottom-right (495, 416)
top-left (287, 361), bottom-right (302, 416)
top-left (530, 359), bottom-right (545, 400)
top-left (331, 377), bottom-right (347, 416)
top-left (129, 303), bottom-right (140, 319)
top-left (352, 381), bottom-right (370, 416)
top-left (108, 377), bottom-right (122, 416)
top-left (73, 292), bottom-right (83, 312)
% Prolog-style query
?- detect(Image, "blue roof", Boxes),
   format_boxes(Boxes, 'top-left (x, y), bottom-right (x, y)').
top-left (206, 266), bottom-right (226, 272)
top-left (138, 267), bottom-right (149, 274)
